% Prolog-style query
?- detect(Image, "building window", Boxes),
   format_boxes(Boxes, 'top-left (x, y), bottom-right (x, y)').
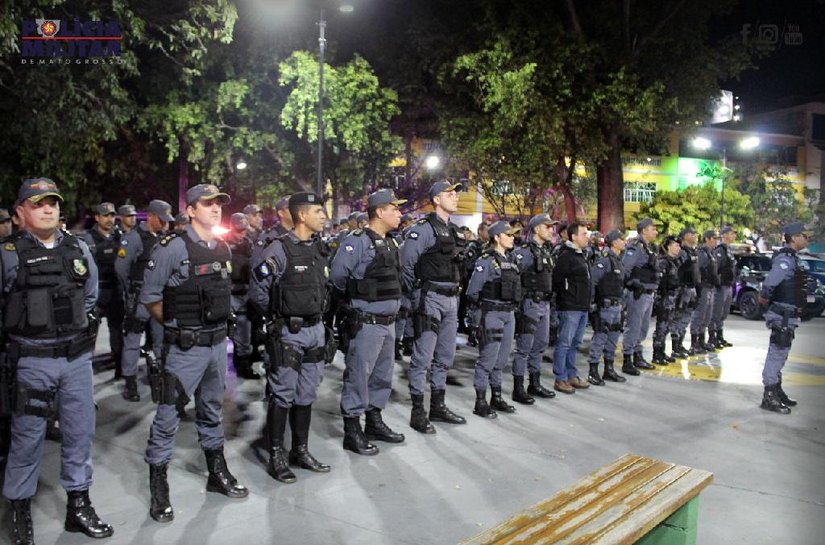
top-left (624, 181), bottom-right (657, 203)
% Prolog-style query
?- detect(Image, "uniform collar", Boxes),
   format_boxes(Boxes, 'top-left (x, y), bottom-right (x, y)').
top-left (564, 240), bottom-right (582, 253)
top-left (21, 228), bottom-right (64, 248)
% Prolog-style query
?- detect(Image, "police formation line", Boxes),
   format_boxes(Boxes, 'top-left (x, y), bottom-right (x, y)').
top-left (0, 178), bottom-right (810, 545)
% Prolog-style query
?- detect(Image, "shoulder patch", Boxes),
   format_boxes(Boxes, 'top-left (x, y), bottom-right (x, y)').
top-left (147, 259), bottom-right (156, 271)
top-left (597, 262), bottom-right (604, 268)
top-left (159, 233), bottom-right (178, 246)
top-left (120, 239), bottom-right (128, 246)
top-left (409, 231), bottom-right (419, 239)
top-left (344, 245), bottom-right (354, 252)
top-left (476, 265), bottom-right (484, 272)
top-left (4, 242), bottom-right (15, 251)
top-left (779, 262), bottom-right (789, 270)
top-left (515, 253), bottom-right (523, 260)
top-left (117, 247), bottom-right (127, 258)
top-left (417, 219), bottom-right (428, 225)
top-left (352, 228), bottom-right (364, 236)
top-left (626, 248), bottom-right (636, 256)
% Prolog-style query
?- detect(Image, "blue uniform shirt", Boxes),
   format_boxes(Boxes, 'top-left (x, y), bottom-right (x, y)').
top-left (330, 228), bottom-right (401, 316)
top-left (622, 239), bottom-right (659, 290)
top-left (115, 221), bottom-right (154, 293)
top-left (760, 248), bottom-right (799, 311)
top-left (466, 249), bottom-right (518, 303)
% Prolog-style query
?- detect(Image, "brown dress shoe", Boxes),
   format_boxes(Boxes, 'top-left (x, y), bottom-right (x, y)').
top-left (569, 376), bottom-right (591, 389)
top-left (554, 380), bottom-right (575, 394)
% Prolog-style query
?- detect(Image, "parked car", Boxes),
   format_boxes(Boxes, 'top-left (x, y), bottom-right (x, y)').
top-left (799, 255), bottom-right (825, 285)
top-left (732, 253), bottom-right (825, 320)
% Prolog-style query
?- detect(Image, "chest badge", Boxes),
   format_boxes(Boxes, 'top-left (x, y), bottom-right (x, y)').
top-left (73, 259), bottom-right (88, 276)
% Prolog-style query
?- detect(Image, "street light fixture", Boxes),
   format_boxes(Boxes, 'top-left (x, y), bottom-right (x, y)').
top-left (236, 160), bottom-right (247, 170)
top-left (424, 155), bottom-right (441, 170)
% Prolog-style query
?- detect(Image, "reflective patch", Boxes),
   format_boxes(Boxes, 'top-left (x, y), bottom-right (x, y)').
top-left (73, 259), bottom-right (87, 276)
top-left (409, 232), bottom-right (419, 239)
top-left (345, 245), bottom-right (354, 252)
top-left (121, 239), bottom-right (128, 246)
top-left (597, 263), bottom-right (604, 268)
top-left (147, 259), bottom-right (155, 270)
top-left (779, 262), bottom-right (789, 270)
top-left (117, 248), bottom-right (127, 258)
top-left (476, 265), bottom-right (484, 272)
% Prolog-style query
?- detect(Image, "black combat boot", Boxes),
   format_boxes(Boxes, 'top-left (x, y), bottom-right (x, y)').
top-left (602, 358), bottom-right (626, 383)
top-left (777, 380), bottom-right (797, 407)
top-left (364, 408), bottom-right (405, 443)
top-left (622, 353), bottom-right (640, 376)
top-left (473, 389), bottom-right (497, 419)
top-left (651, 345), bottom-right (668, 365)
top-left (490, 386), bottom-right (516, 413)
top-left (760, 384), bottom-right (791, 414)
top-left (527, 372), bottom-right (555, 398)
top-left (9, 498), bottom-right (34, 545)
top-left (702, 331), bottom-right (718, 352)
top-left (64, 489), bottom-right (114, 538)
top-left (717, 328), bottom-right (733, 347)
top-left (149, 463), bottom-right (174, 522)
top-left (204, 448), bottom-right (249, 498)
top-left (670, 335), bottom-right (689, 358)
top-left (343, 417), bottom-right (379, 455)
top-left (511, 376), bottom-right (535, 404)
top-left (409, 394), bottom-right (436, 434)
top-left (122, 375), bottom-right (140, 402)
top-left (429, 390), bottom-right (466, 424)
top-left (266, 403), bottom-right (296, 483)
top-left (288, 405), bottom-right (330, 472)
top-left (234, 355), bottom-right (259, 379)
top-left (394, 340), bottom-right (403, 360)
top-left (587, 362), bottom-right (605, 386)
top-left (689, 334), bottom-right (706, 355)
top-left (634, 351), bottom-right (655, 370)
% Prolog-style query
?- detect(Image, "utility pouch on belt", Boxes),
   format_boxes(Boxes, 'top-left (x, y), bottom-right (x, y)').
top-left (287, 316), bottom-right (304, 334)
top-left (324, 327), bottom-right (338, 364)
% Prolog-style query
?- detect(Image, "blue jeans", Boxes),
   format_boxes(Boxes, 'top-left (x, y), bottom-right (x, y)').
top-left (553, 311), bottom-right (588, 381)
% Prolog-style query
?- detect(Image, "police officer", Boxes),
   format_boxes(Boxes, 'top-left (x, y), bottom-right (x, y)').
top-left (249, 192), bottom-right (333, 483)
top-left (709, 225), bottom-right (736, 349)
top-left (394, 214), bottom-right (418, 359)
top-left (243, 204), bottom-right (263, 241)
top-left (466, 221), bottom-right (521, 418)
top-left (0, 208), bottom-right (12, 239)
top-left (690, 230), bottom-right (720, 354)
top-left (2, 178), bottom-right (113, 544)
top-left (584, 231), bottom-right (602, 266)
top-left (587, 229), bottom-right (628, 383)
top-left (511, 214), bottom-right (557, 402)
top-left (672, 227), bottom-right (700, 357)
top-left (116, 200), bottom-right (173, 402)
top-left (253, 197), bottom-right (293, 263)
top-left (141, 184), bottom-right (247, 523)
top-left (651, 237), bottom-right (682, 365)
top-left (173, 212), bottom-right (188, 233)
top-left (226, 213), bottom-right (256, 379)
top-left (118, 204), bottom-right (137, 235)
top-left (621, 217), bottom-right (659, 375)
top-left (400, 181), bottom-right (468, 434)
top-left (331, 189), bottom-right (407, 455)
top-left (757, 222), bottom-right (809, 414)
top-left (83, 202), bottom-right (125, 377)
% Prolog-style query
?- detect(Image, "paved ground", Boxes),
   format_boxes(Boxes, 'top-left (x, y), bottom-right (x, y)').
top-left (2, 313), bottom-right (824, 544)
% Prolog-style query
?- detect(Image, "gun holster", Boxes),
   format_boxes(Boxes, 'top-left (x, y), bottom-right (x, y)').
top-left (149, 345), bottom-right (189, 408)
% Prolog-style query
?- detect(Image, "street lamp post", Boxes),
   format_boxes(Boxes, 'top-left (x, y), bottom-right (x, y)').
top-left (316, 7), bottom-right (326, 199)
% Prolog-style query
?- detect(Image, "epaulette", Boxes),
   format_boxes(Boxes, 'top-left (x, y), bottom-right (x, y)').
top-left (351, 228), bottom-right (364, 236)
top-left (417, 218), bottom-right (428, 225)
top-left (159, 232), bottom-right (179, 246)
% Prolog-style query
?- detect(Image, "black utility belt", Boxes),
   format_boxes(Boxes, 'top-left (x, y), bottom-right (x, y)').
top-left (353, 311), bottom-right (396, 325)
top-left (524, 291), bottom-right (553, 301)
top-left (8, 336), bottom-right (95, 360)
top-left (421, 283), bottom-right (460, 297)
top-left (634, 288), bottom-right (656, 295)
top-left (480, 301), bottom-right (517, 312)
top-left (163, 327), bottom-right (227, 349)
top-left (598, 299), bottom-right (623, 308)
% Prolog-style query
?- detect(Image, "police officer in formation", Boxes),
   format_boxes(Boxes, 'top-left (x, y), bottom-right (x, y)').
top-left (243, 204), bottom-right (263, 241)
top-left (1, 208), bottom-right (14, 238)
top-left (400, 181), bottom-right (468, 434)
top-left (465, 221), bottom-right (522, 418)
top-left (173, 212), bottom-right (188, 233)
top-left (672, 227), bottom-right (700, 357)
top-left (709, 225), bottom-right (736, 349)
top-left (83, 202), bottom-right (125, 376)
top-left (691, 230), bottom-right (720, 354)
top-left (140, 184), bottom-right (247, 523)
top-left (394, 213), bottom-right (418, 359)
top-left (511, 214), bottom-right (557, 402)
top-left (331, 189), bottom-right (407, 455)
top-left (118, 204), bottom-right (137, 235)
top-left (757, 222), bottom-right (809, 414)
top-left (226, 212), bottom-right (257, 378)
top-left (116, 199), bottom-right (173, 402)
top-left (2, 178), bottom-right (113, 544)
top-left (621, 218), bottom-right (659, 375)
top-left (651, 237), bottom-right (682, 365)
top-left (249, 192), bottom-right (333, 483)
top-left (587, 229), bottom-right (628, 384)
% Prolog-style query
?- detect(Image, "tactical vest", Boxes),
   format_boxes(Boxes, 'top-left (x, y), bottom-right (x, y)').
top-left (346, 229), bottom-right (403, 302)
top-left (128, 227), bottom-right (158, 286)
top-left (628, 240), bottom-right (660, 285)
top-left (699, 246), bottom-right (720, 287)
top-left (678, 246), bottom-right (700, 287)
top-left (658, 255), bottom-right (681, 293)
top-left (479, 251), bottom-right (522, 302)
top-left (464, 240), bottom-right (483, 273)
top-left (414, 213), bottom-right (467, 283)
top-left (271, 236), bottom-right (329, 318)
top-left (520, 242), bottom-right (553, 295)
top-left (256, 224), bottom-right (289, 252)
top-left (162, 232), bottom-right (232, 328)
top-left (595, 251), bottom-right (624, 303)
top-left (2, 232), bottom-right (90, 338)
top-left (228, 235), bottom-right (252, 296)
top-left (715, 243), bottom-right (736, 284)
top-left (771, 248), bottom-right (807, 310)
top-left (89, 228), bottom-right (120, 291)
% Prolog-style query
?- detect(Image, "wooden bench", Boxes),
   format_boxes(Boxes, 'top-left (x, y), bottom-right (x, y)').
top-left (461, 454), bottom-right (713, 545)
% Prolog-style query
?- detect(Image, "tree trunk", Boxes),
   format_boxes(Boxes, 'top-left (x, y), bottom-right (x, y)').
top-left (560, 184), bottom-right (577, 223)
top-left (596, 129), bottom-right (625, 232)
top-left (177, 145), bottom-right (189, 214)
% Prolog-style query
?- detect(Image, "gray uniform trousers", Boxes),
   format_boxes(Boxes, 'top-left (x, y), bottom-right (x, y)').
top-left (653, 293), bottom-right (678, 345)
top-left (122, 292), bottom-right (163, 377)
top-left (4, 350), bottom-right (95, 500)
top-left (512, 298), bottom-right (550, 376)
top-left (762, 309), bottom-right (800, 387)
top-left (690, 286), bottom-right (716, 335)
top-left (268, 322), bottom-right (325, 409)
top-left (588, 305), bottom-right (623, 363)
top-left (622, 290), bottom-right (655, 355)
top-left (145, 340), bottom-right (227, 465)
top-left (672, 287), bottom-right (697, 338)
top-left (474, 307), bottom-right (516, 390)
top-left (231, 294), bottom-right (253, 358)
top-left (709, 285), bottom-right (733, 331)
top-left (395, 294), bottom-right (414, 341)
top-left (341, 323), bottom-right (395, 417)
top-left (409, 290), bottom-right (458, 396)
